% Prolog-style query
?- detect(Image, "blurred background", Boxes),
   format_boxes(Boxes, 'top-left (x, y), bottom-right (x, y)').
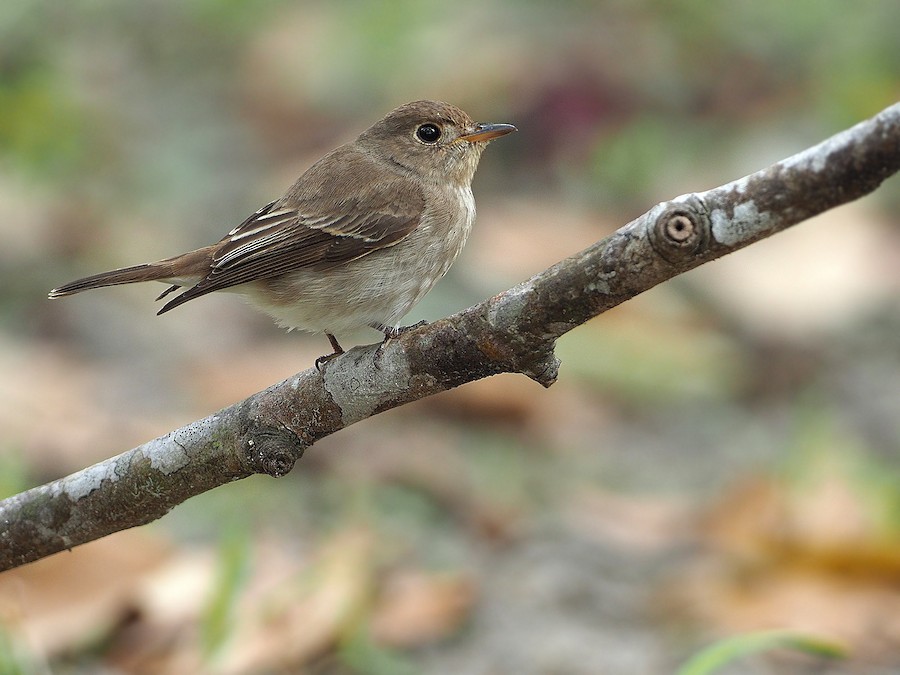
top-left (1, 1), bottom-right (899, 673)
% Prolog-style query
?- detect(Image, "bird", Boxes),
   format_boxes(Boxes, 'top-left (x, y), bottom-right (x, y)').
top-left (49, 100), bottom-right (517, 365)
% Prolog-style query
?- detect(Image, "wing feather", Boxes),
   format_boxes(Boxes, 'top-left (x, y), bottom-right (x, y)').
top-left (158, 147), bottom-right (425, 314)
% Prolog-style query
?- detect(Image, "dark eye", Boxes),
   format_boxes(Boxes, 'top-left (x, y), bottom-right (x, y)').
top-left (415, 123), bottom-right (441, 144)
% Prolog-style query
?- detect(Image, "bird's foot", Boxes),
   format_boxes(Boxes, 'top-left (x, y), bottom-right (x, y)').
top-left (315, 333), bottom-right (345, 372)
top-left (371, 321), bottom-right (428, 363)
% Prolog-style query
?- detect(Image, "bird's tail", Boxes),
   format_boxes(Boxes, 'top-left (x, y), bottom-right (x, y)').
top-left (48, 248), bottom-right (213, 299)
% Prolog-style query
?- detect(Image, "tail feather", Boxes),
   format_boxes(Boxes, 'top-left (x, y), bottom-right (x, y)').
top-left (48, 247), bottom-right (214, 300)
top-left (48, 263), bottom-right (177, 298)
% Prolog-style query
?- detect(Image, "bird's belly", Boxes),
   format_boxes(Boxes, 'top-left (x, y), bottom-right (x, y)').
top-left (243, 197), bottom-right (475, 335)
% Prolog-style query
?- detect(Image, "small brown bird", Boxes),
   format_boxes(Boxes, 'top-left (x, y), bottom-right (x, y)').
top-left (49, 100), bottom-right (516, 364)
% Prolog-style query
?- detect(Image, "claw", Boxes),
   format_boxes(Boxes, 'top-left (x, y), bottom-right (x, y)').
top-left (315, 333), bottom-right (344, 372)
top-left (369, 321), bottom-right (428, 367)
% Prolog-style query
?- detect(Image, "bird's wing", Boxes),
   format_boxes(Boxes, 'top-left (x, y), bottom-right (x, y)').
top-left (158, 149), bottom-right (425, 314)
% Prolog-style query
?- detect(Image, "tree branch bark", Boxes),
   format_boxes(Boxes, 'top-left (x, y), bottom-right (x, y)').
top-left (2, 103), bottom-right (899, 571)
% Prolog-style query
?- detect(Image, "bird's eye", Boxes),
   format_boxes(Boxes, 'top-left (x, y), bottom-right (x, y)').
top-left (415, 123), bottom-right (442, 144)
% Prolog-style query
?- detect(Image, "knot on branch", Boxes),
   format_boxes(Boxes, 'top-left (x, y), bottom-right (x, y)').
top-left (648, 199), bottom-right (710, 264)
top-left (471, 317), bottom-right (560, 388)
top-left (521, 349), bottom-right (560, 388)
top-left (243, 426), bottom-right (305, 478)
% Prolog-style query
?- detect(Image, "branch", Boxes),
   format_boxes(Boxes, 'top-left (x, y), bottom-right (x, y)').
top-left (2, 103), bottom-right (899, 571)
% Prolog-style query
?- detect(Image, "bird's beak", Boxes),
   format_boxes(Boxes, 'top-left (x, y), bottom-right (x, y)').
top-left (459, 122), bottom-right (518, 143)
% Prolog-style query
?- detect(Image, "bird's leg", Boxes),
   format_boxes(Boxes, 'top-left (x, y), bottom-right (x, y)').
top-left (315, 333), bottom-right (345, 371)
top-left (370, 321), bottom-right (428, 362)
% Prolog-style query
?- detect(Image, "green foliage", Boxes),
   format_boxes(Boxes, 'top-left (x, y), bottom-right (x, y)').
top-left (201, 524), bottom-right (252, 662)
top-left (0, 453), bottom-right (29, 500)
top-left (183, 0), bottom-right (287, 34)
top-left (783, 398), bottom-right (900, 539)
top-left (677, 630), bottom-right (845, 675)
top-left (588, 115), bottom-right (716, 208)
top-left (556, 319), bottom-right (744, 406)
top-left (339, 627), bottom-right (418, 675)
top-left (0, 624), bottom-right (38, 675)
top-left (0, 68), bottom-right (88, 180)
